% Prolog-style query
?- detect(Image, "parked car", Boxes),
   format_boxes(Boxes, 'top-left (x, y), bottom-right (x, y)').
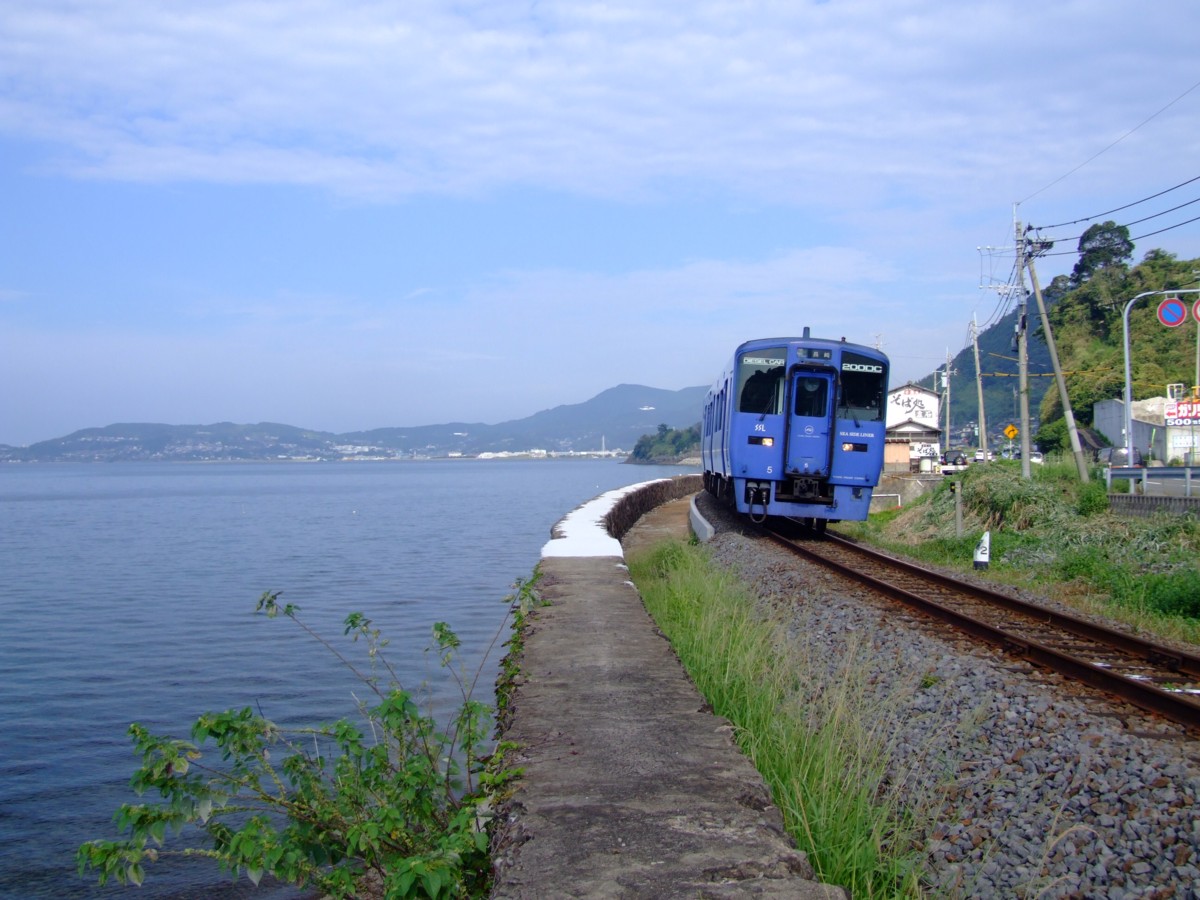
top-left (1029, 451), bottom-right (1044, 465)
top-left (1096, 447), bottom-right (1143, 466)
top-left (942, 449), bottom-right (968, 466)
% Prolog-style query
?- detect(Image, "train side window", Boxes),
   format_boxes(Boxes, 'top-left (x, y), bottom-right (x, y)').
top-left (737, 350), bottom-right (785, 415)
top-left (794, 377), bottom-right (828, 417)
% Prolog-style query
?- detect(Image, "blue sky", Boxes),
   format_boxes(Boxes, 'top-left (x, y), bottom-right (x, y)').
top-left (3, 0), bottom-right (1199, 446)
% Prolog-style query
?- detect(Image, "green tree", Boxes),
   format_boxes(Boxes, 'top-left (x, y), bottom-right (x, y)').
top-left (1070, 220), bottom-right (1133, 286)
top-left (1033, 418), bottom-right (1068, 454)
top-left (630, 423), bottom-right (700, 462)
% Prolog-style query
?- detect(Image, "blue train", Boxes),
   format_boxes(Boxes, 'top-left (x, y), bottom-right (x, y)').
top-left (702, 330), bottom-right (890, 530)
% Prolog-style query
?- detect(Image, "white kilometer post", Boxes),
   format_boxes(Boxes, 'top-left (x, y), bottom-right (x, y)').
top-left (973, 531), bottom-right (990, 570)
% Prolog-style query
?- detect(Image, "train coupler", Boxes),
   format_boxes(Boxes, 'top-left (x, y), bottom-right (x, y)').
top-left (745, 482), bottom-right (771, 523)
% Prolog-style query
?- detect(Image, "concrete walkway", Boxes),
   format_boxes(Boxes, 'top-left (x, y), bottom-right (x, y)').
top-left (489, 476), bottom-right (845, 898)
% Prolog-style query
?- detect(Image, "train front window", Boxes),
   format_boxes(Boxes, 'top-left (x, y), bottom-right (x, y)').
top-left (794, 376), bottom-right (828, 417)
top-left (838, 352), bottom-right (887, 422)
top-left (737, 350), bottom-right (786, 415)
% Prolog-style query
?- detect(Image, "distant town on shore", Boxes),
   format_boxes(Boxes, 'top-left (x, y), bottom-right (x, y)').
top-left (1, 384), bottom-right (707, 464)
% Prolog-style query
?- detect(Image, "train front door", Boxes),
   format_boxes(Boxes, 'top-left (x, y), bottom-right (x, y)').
top-left (785, 372), bottom-right (833, 477)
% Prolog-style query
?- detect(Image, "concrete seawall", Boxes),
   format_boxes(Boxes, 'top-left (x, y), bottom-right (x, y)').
top-left (488, 475), bottom-right (845, 899)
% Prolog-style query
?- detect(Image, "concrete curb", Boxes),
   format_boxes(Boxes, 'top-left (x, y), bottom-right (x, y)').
top-left (689, 492), bottom-right (717, 543)
top-left (489, 477), bottom-right (846, 899)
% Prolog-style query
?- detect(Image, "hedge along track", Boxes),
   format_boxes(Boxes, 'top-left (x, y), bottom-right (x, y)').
top-left (759, 522), bottom-right (1200, 734)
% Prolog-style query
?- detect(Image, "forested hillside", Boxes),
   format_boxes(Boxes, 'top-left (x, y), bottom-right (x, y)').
top-left (1035, 235), bottom-right (1199, 451)
top-left (934, 223), bottom-right (1198, 453)
top-left (931, 305), bottom-right (1053, 446)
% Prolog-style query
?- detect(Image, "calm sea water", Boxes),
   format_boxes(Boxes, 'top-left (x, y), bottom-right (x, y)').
top-left (0, 459), bottom-right (691, 899)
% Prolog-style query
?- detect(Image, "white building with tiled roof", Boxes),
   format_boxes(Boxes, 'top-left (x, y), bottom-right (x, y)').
top-left (885, 383), bottom-right (942, 472)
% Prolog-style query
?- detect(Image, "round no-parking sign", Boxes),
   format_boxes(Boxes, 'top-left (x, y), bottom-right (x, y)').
top-left (1158, 297), bottom-right (1188, 327)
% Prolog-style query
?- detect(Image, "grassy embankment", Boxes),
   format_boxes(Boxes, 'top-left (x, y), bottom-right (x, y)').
top-left (628, 543), bottom-right (932, 898)
top-left (627, 459), bottom-right (1200, 897)
top-left (846, 458), bottom-right (1200, 646)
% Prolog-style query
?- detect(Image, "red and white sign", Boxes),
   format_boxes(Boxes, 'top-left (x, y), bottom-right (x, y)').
top-left (1157, 297), bottom-right (1188, 327)
top-left (1166, 399), bottom-right (1200, 427)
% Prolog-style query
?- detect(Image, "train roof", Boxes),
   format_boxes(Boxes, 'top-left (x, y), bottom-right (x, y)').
top-left (735, 336), bottom-right (887, 356)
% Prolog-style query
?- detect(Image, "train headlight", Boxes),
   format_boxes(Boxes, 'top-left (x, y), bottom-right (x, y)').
top-left (748, 436), bottom-right (774, 447)
top-left (762, 437), bottom-right (774, 447)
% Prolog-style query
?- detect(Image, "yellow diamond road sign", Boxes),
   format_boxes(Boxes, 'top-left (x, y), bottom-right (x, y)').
top-left (1004, 424), bottom-right (1019, 440)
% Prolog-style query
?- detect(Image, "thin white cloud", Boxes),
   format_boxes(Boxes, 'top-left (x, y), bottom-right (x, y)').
top-left (3, 0), bottom-right (1199, 445)
top-left (0, 246), bottom-right (916, 443)
top-left (3, 0), bottom-right (1197, 205)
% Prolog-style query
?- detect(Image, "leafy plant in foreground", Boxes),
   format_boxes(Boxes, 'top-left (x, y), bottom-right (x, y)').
top-left (77, 591), bottom-right (512, 898)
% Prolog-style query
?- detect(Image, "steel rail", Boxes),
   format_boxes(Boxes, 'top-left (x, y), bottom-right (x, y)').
top-left (760, 525), bottom-right (1200, 732)
top-left (823, 531), bottom-right (1200, 677)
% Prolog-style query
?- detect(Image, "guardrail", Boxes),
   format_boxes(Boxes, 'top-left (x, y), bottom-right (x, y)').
top-left (1105, 465), bottom-right (1199, 497)
top-left (1108, 494), bottom-right (1200, 518)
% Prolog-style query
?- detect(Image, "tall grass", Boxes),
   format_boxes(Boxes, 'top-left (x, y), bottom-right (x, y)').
top-left (628, 542), bottom-right (934, 898)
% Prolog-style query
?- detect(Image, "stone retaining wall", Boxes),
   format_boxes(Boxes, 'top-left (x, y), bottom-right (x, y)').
top-left (604, 473), bottom-right (703, 539)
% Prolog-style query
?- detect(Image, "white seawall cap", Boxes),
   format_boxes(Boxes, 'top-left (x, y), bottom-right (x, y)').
top-left (541, 479), bottom-right (670, 558)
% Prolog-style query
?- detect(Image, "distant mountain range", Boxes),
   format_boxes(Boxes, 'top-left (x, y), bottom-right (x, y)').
top-left (0, 384), bottom-right (708, 463)
top-left (1, 302), bottom-right (1066, 465)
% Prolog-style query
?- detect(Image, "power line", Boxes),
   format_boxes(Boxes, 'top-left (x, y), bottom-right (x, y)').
top-left (1027, 184), bottom-right (1200, 249)
top-left (981, 370), bottom-right (1110, 378)
top-left (1022, 188), bottom-right (1200, 260)
top-left (1019, 78), bottom-right (1200, 205)
top-left (1034, 174), bottom-right (1200, 230)
top-left (1027, 211), bottom-right (1200, 258)
top-left (1123, 195), bottom-right (1200, 229)
top-left (1131, 213), bottom-right (1200, 242)
top-left (976, 254), bottom-right (1021, 331)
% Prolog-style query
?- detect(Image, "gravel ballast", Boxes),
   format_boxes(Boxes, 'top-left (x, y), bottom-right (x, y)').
top-left (695, 495), bottom-right (1200, 899)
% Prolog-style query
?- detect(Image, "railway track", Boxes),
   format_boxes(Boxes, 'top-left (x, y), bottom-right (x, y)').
top-left (761, 522), bottom-right (1200, 733)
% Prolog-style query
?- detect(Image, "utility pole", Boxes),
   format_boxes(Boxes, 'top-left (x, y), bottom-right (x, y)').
top-left (1022, 234), bottom-right (1090, 482)
top-left (971, 315), bottom-right (987, 456)
top-left (1192, 272), bottom-right (1200, 399)
top-left (1014, 218), bottom-right (1032, 479)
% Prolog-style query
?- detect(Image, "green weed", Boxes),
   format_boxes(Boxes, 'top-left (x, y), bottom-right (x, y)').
top-left (78, 590), bottom-right (516, 898)
top-left (629, 542), bottom-right (933, 898)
